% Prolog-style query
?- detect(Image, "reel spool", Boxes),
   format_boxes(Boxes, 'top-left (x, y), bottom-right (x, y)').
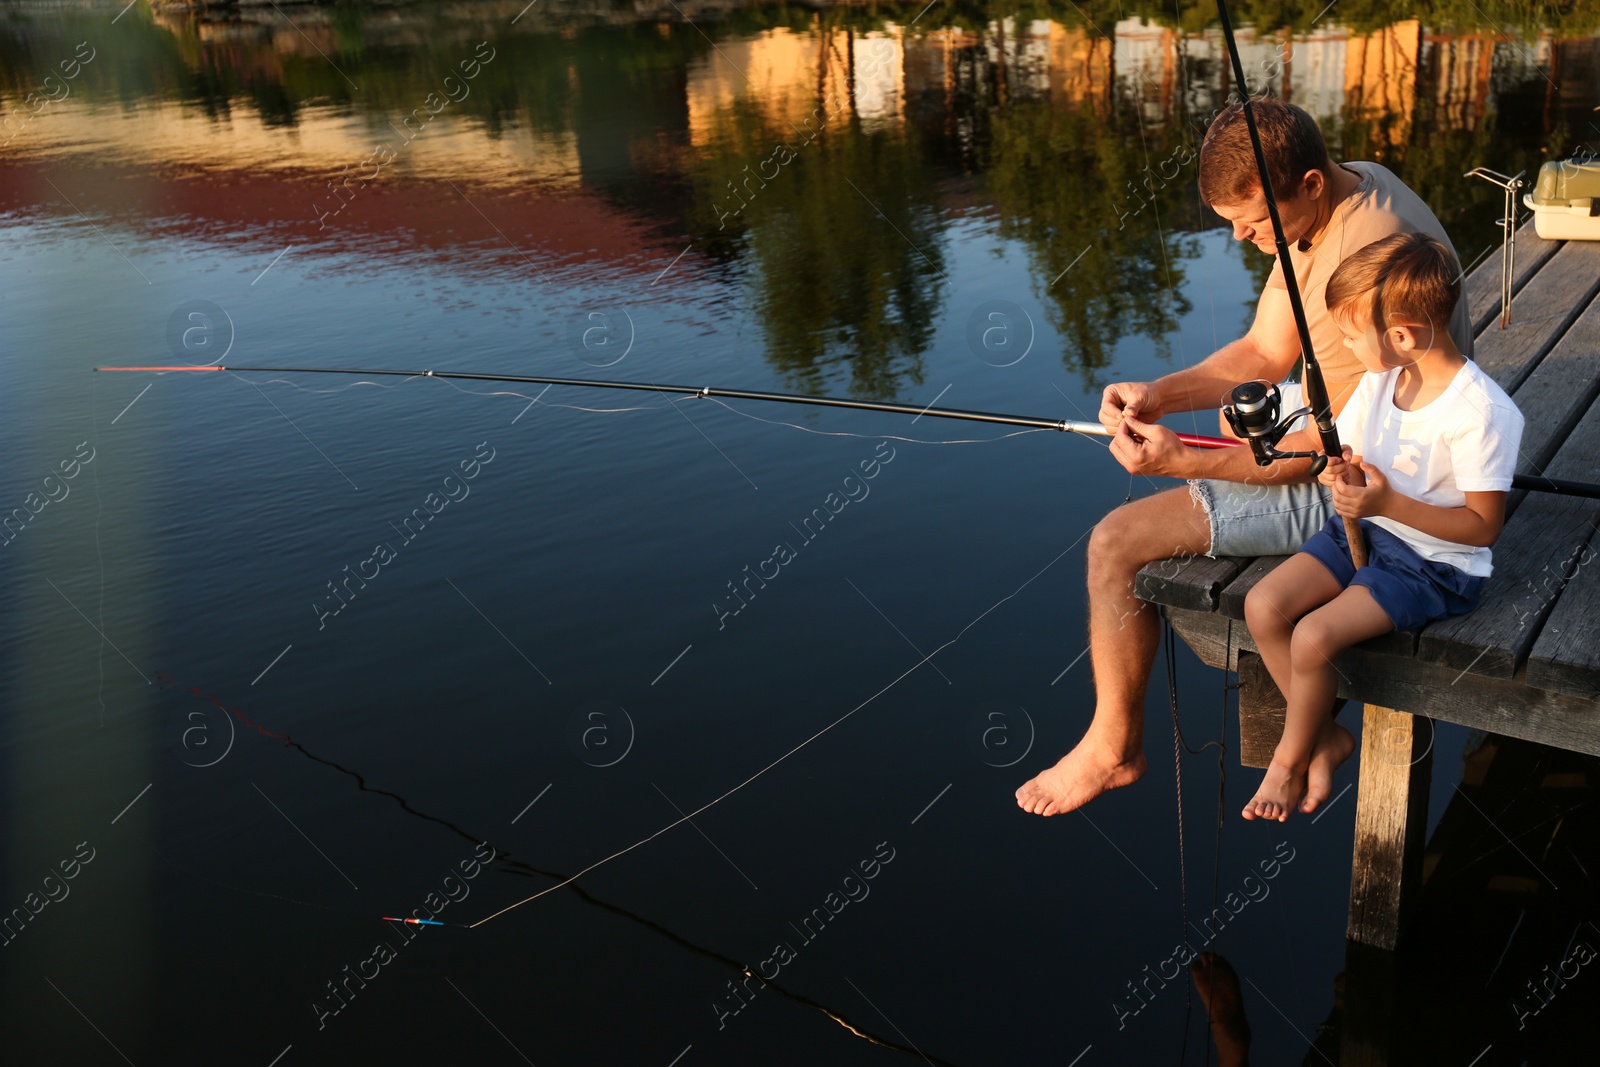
top-left (1221, 380), bottom-right (1328, 475)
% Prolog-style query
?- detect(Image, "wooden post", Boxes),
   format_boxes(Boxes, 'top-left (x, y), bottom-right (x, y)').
top-left (1236, 650), bottom-right (1285, 770)
top-left (1347, 705), bottom-right (1432, 949)
top-left (1340, 939), bottom-right (1400, 1067)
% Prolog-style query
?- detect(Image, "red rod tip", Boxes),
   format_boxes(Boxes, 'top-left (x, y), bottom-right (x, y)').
top-left (96, 366), bottom-right (226, 372)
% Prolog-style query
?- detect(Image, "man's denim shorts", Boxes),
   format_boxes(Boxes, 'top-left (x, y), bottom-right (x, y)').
top-left (1188, 477), bottom-right (1335, 557)
top-left (1187, 381), bottom-right (1337, 557)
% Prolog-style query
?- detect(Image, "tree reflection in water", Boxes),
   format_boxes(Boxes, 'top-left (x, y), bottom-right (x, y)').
top-left (3, 1), bottom-right (1597, 399)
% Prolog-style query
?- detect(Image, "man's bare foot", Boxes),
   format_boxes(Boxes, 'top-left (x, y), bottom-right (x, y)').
top-left (1015, 739), bottom-right (1146, 816)
top-left (1241, 760), bottom-right (1307, 822)
top-left (1190, 953), bottom-right (1251, 1067)
top-left (1299, 722), bottom-right (1355, 814)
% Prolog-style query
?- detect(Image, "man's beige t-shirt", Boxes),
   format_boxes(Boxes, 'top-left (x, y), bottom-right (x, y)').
top-left (1266, 160), bottom-right (1474, 413)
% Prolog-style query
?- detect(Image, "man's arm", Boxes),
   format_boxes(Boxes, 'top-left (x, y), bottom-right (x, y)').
top-left (1111, 416), bottom-right (1321, 483)
top-left (1101, 286), bottom-right (1304, 427)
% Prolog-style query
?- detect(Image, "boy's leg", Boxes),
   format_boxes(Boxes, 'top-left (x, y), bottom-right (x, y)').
top-left (1244, 585), bottom-right (1393, 822)
top-left (1243, 553), bottom-right (1346, 699)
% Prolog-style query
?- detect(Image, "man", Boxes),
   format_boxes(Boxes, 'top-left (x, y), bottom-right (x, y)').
top-left (1016, 97), bottom-right (1473, 816)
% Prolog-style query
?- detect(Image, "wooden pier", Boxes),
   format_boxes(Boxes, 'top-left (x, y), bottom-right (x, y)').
top-left (1136, 220), bottom-right (1600, 1053)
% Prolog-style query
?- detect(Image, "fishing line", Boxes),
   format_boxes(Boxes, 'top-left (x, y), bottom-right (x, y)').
top-left (159, 683), bottom-right (962, 1062)
top-left (469, 523), bottom-right (1096, 928)
top-left (98, 365), bottom-right (1246, 450)
top-left (1163, 619), bottom-right (1231, 1066)
top-left (207, 369), bottom-right (1084, 448)
top-left (1165, 619), bottom-right (1194, 1060)
top-left (91, 371), bottom-right (108, 723)
top-left (691, 395), bottom-right (1058, 447)
top-left (227, 369), bottom-right (665, 416)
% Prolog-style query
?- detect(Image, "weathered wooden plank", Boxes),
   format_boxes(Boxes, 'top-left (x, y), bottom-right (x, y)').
top-left (1463, 217), bottom-right (1561, 337)
top-left (1218, 555), bottom-right (1287, 620)
top-left (1339, 651), bottom-right (1600, 757)
top-left (1164, 606), bottom-right (1238, 670)
top-left (1417, 396), bottom-right (1600, 678)
top-left (1134, 555), bottom-right (1247, 612)
top-left (1526, 531), bottom-right (1600, 699)
top-left (1237, 650), bottom-right (1283, 769)
top-left (1471, 241), bottom-right (1600, 396)
top-left (1348, 705), bottom-right (1433, 950)
top-left (1414, 493), bottom-right (1597, 676)
top-left (1164, 605), bottom-right (1600, 756)
top-left (1504, 295), bottom-right (1600, 489)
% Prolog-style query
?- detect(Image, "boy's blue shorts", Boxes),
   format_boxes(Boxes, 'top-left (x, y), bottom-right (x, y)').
top-left (1299, 517), bottom-right (1486, 633)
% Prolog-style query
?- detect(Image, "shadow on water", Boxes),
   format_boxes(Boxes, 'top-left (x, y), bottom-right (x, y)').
top-left (159, 674), bottom-right (967, 1066)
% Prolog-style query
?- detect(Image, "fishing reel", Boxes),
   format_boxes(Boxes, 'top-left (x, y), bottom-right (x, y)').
top-left (1221, 380), bottom-right (1327, 475)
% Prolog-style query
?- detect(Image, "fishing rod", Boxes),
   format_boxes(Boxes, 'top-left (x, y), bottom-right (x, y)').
top-left (93, 365), bottom-right (1600, 499)
top-left (1212, 0), bottom-right (1369, 565)
top-left (92, 364), bottom-right (1242, 449)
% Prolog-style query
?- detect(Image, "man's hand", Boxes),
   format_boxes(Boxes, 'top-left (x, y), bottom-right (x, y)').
top-left (1099, 381), bottom-right (1165, 432)
top-left (1110, 414), bottom-right (1195, 479)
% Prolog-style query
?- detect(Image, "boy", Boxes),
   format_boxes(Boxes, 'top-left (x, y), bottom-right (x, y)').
top-left (1241, 232), bottom-right (1524, 821)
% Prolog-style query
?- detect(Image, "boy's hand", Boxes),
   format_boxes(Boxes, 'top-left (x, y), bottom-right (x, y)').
top-left (1100, 381), bottom-right (1165, 431)
top-left (1331, 460), bottom-right (1393, 519)
top-left (1317, 444), bottom-right (1355, 488)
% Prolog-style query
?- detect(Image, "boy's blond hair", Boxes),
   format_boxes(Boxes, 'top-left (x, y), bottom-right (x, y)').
top-left (1325, 232), bottom-right (1461, 336)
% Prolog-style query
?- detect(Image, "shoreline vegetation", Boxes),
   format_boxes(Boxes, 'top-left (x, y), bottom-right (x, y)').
top-left (17, 0), bottom-right (1596, 36)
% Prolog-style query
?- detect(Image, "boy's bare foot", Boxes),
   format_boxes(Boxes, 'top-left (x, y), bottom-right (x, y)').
top-left (1190, 953), bottom-right (1251, 1067)
top-left (1299, 723), bottom-right (1355, 814)
top-left (1016, 739), bottom-right (1146, 816)
top-left (1241, 760), bottom-right (1307, 822)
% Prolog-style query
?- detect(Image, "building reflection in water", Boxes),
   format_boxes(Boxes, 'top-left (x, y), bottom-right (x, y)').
top-left (1, 3), bottom-right (1596, 396)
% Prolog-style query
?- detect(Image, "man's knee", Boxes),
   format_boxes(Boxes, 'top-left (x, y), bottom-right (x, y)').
top-left (1089, 491), bottom-right (1208, 580)
top-left (1087, 511), bottom-right (1134, 571)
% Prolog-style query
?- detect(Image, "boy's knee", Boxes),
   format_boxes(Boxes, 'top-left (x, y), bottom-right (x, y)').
top-left (1243, 588), bottom-right (1278, 632)
top-left (1289, 624), bottom-right (1335, 672)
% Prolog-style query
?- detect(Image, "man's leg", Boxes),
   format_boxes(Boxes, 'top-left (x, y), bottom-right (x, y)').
top-left (1016, 486), bottom-right (1210, 815)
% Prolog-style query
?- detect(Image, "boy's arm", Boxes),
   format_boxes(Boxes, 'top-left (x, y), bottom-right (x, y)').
top-left (1329, 458), bottom-right (1507, 547)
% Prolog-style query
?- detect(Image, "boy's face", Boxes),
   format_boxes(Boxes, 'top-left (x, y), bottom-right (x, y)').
top-left (1211, 170), bottom-right (1326, 255)
top-left (1332, 302), bottom-right (1422, 373)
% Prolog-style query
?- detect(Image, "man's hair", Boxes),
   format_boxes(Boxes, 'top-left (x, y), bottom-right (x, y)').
top-left (1324, 232), bottom-right (1461, 335)
top-left (1198, 97), bottom-right (1334, 205)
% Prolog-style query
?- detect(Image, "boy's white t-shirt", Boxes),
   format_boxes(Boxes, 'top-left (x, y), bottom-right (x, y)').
top-left (1334, 359), bottom-right (1524, 577)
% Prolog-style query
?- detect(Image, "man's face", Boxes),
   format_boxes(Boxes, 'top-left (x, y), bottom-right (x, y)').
top-left (1212, 172), bottom-right (1325, 254)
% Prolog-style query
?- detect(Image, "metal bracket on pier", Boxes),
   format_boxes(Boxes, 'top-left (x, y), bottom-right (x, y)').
top-left (1464, 166), bottom-right (1526, 329)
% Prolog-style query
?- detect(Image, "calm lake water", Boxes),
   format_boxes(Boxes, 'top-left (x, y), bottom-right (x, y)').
top-left (3, 1), bottom-right (1597, 1063)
